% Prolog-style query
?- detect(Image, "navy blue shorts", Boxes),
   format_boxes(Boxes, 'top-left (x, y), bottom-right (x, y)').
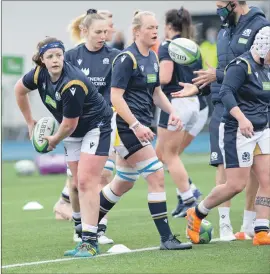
top-left (115, 116), bottom-right (151, 159)
top-left (209, 102), bottom-right (224, 167)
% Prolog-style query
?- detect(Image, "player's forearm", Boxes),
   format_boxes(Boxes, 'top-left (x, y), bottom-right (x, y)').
top-left (153, 87), bottom-right (173, 114)
top-left (15, 90), bottom-right (34, 125)
top-left (111, 92), bottom-right (137, 126)
top-left (216, 69), bottom-right (224, 84)
top-left (229, 106), bottom-right (246, 122)
top-left (53, 122), bottom-right (77, 144)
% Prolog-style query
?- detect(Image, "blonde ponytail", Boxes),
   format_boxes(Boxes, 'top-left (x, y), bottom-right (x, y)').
top-left (68, 12), bottom-right (105, 44)
top-left (68, 14), bottom-right (86, 43)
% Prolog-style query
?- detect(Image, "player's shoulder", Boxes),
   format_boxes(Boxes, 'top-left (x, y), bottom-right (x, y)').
top-left (158, 39), bottom-right (171, 56)
top-left (62, 62), bottom-right (90, 94)
top-left (104, 44), bottom-right (121, 55)
top-left (63, 61), bottom-right (85, 79)
top-left (113, 46), bottom-right (137, 67)
top-left (65, 43), bottom-right (85, 56)
top-left (226, 52), bottom-right (252, 74)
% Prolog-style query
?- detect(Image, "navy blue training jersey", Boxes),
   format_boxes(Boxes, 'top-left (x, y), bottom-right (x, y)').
top-left (220, 51), bottom-right (270, 131)
top-left (22, 61), bottom-right (113, 137)
top-left (158, 35), bottom-right (207, 110)
top-left (65, 43), bottom-right (120, 105)
top-left (211, 7), bottom-right (269, 103)
top-left (111, 42), bottom-right (160, 127)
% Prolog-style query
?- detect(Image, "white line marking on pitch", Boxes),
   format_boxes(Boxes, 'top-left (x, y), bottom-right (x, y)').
top-left (2, 246), bottom-right (159, 269)
top-left (2, 238), bottom-right (226, 269)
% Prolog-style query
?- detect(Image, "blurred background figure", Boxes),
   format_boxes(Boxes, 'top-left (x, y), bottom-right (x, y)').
top-left (111, 31), bottom-right (126, 50)
top-left (200, 27), bottom-right (218, 70)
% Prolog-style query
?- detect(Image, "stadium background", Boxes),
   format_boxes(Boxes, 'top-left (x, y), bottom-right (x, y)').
top-left (2, 1), bottom-right (270, 160)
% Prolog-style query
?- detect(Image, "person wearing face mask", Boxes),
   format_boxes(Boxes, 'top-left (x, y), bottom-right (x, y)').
top-left (189, 1), bottom-right (270, 241)
top-left (55, 9), bottom-right (120, 247)
top-left (199, 27), bottom-right (218, 70)
top-left (174, 26), bottom-right (270, 246)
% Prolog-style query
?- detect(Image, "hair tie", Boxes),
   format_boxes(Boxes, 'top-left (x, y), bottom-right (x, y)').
top-left (177, 7), bottom-right (184, 17)
top-left (87, 9), bottom-right (97, 15)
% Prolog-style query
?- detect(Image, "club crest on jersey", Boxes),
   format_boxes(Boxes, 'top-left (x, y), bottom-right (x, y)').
top-left (55, 92), bottom-right (61, 101)
top-left (255, 72), bottom-right (258, 78)
top-left (140, 65), bottom-right (144, 72)
top-left (77, 59), bottom-right (82, 65)
top-left (81, 68), bottom-right (89, 76)
top-left (242, 29), bottom-right (252, 37)
top-left (42, 82), bottom-right (46, 90)
top-left (154, 63), bottom-right (158, 72)
top-left (103, 58), bottom-right (109, 65)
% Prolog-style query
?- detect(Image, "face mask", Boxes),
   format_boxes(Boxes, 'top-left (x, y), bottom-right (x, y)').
top-left (207, 35), bottom-right (216, 44)
top-left (216, 2), bottom-right (236, 24)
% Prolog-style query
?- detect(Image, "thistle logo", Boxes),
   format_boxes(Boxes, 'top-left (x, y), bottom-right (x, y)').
top-left (242, 29), bottom-right (252, 37)
top-left (103, 58), bottom-right (109, 64)
top-left (81, 68), bottom-right (89, 76)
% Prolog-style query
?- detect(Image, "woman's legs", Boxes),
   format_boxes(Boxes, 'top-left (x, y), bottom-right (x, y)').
top-left (252, 154), bottom-right (270, 245)
top-left (156, 127), bottom-right (196, 217)
top-left (187, 167), bottom-right (251, 243)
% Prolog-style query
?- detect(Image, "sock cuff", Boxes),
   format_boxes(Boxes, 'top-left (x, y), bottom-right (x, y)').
top-left (148, 192), bottom-right (166, 202)
top-left (72, 212), bottom-right (81, 219)
top-left (254, 219), bottom-right (269, 228)
top-left (198, 201), bottom-right (211, 215)
top-left (62, 186), bottom-right (69, 196)
top-left (99, 218), bottom-right (108, 226)
top-left (102, 184), bottom-right (120, 203)
top-left (82, 223), bottom-right (98, 233)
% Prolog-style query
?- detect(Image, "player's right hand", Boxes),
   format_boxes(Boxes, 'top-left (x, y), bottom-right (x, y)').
top-left (239, 117), bottom-right (254, 138)
top-left (133, 123), bottom-right (155, 143)
top-left (27, 120), bottom-right (37, 140)
top-left (171, 82), bottom-right (199, 98)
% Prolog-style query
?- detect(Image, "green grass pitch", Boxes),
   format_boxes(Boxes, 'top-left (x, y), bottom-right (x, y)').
top-left (2, 155), bottom-right (269, 273)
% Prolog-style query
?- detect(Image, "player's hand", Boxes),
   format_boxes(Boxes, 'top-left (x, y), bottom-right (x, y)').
top-left (171, 82), bottom-right (199, 98)
top-left (168, 113), bottom-right (182, 131)
top-left (238, 117), bottom-right (254, 138)
top-left (44, 135), bottom-right (58, 151)
top-left (192, 62), bottom-right (216, 88)
top-left (27, 120), bottom-right (37, 140)
top-left (132, 123), bottom-right (155, 143)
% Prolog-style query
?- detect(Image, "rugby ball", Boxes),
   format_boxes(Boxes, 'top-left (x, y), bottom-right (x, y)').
top-left (32, 117), bottom-right (58, 154)
top-left (168, 38), bottom-right (200, 65)
top-left (199, 219), bottom-right (214, 244)
top-left (14, 160), bottom-right (36, 175)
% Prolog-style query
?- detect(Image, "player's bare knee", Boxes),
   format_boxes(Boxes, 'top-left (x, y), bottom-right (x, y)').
top-left (227, 181), bottom-right (246, 194)
top-left (78, 174), bottom-right (99, 193)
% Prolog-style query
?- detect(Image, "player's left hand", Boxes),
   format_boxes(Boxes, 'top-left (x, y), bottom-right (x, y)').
top-left (192, 62), bottom-right (216, 88)
top-left (44, 135), bottom-right (58, 151)
top-left (171, 82), bottom-right (199, 98)
top-left (168, 113), bottom-right (182, 131)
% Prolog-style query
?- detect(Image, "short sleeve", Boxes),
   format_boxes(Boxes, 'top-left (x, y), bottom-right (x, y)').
top-left (158, 41), bottom-right (172, 62)
top-left (111, 54), bottom-right (134, 90)
top-left (61, 84), bottom-right (86, 118)
top-left (22, 67), bottom-right (39, 90)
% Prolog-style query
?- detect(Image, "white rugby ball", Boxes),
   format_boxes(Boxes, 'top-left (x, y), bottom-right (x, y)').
top-left (15, 160), bottom-right (36, 175)
top-left (32, 117), bottom-right (58, 154)
top-left (168, 38), bottom-right (200, 65)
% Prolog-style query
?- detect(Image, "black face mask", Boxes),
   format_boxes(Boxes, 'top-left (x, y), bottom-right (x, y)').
top-left (216, 2), bottom-right (236, 25)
